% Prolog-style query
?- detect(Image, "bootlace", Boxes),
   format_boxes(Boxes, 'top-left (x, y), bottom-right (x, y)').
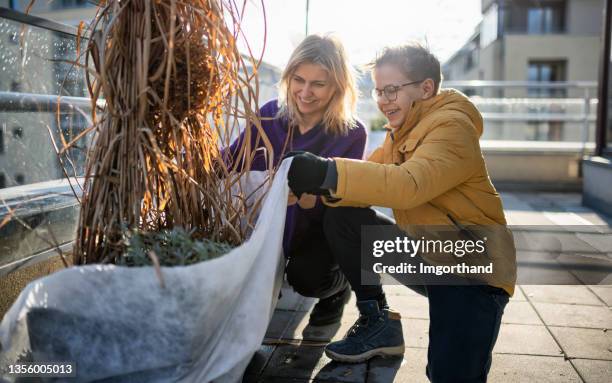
top-left (345, 313), bottom-right (382, 338)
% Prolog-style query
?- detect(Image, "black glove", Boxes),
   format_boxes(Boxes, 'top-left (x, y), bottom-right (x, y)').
top-left (284, 151), bottom-right (331, 198)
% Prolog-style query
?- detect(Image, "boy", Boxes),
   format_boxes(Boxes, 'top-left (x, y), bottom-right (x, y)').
top-left (286, 42), bottom-right (516, 382)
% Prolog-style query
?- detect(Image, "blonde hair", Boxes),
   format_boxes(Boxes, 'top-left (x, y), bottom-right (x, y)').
top-left (278, 34), bottom-right (358, 135)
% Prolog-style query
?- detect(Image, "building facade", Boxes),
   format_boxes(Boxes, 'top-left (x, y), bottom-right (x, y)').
top-left (445, 0), bottom-right (602, 97)
top-left (443, 0), bottom-right (602, 142)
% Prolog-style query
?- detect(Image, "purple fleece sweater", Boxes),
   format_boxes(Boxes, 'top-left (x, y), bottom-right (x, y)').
top-left (225, 99), bottom-right (367, 256)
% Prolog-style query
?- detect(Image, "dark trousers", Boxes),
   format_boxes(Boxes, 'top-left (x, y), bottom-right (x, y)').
top-left (285, 225), bottom-right (348, 299)
top-left (323, 206), bottom-right (509, 383)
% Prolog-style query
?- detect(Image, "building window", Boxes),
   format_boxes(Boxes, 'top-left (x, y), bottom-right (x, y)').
top-left (503, 0), bottom-right (566, 34)
top-left (528, 60), bottom-right (566, 97)
top-left (0, 173), bottom-right (5, 189)
top-left (15, 174), bottom-right (24, 185)
top-left (527, 2), bottom-right (565, 34)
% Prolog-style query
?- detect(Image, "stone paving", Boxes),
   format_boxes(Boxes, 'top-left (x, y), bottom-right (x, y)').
top-left (243, 192), bottom-right (612, 382)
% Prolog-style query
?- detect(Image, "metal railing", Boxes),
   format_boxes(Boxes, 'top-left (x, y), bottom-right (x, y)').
top-left (444, 80), bottom-right (598, 152)
top-left (0, 91), bottom-right (103, 113)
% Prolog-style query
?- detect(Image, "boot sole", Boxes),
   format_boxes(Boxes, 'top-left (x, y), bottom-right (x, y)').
top-left (325, 345), bottom-right (405, 363)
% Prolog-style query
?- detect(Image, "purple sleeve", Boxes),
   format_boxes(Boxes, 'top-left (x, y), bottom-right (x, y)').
top-left (345, 123), bottom-right (367, 160)
top-left (221, 101), bottom-right (277, 171)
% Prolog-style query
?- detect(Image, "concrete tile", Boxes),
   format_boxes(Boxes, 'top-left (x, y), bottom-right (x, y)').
top-left (557, 253), bottom-right (612, 286)
top-left (534, 192), bottom-right (582, 207)
top-left (505, 211), bottom-right (558, 225)
top-left (575, 231), bottom-right (612, 253)
top-left (589, 285), bottom-right (612, 306)
top-left (488, 354), bottom-right (581, 382)
top-left (385, 295), bottom-right (429, 320)
top-left (284, 309), bottom-right (359, 343)
top-left (383, 285), bottom-right (424, 297)
top-left (297, 297), bottom-right (317, 313)
top-left (502, 301), bottom-right (543, 325)
top-left (366, 349), bottom-right (428, 383)
top-left (266, 310), bottom-right (298, 340)
top-left (261, 344), bottom-right (366, 382)
top-left (522, 285), bottom-right (603, 306)
top-left (243, 344), bottom-right (276, 382)
top-left (571, 359), bottom-right (612, 383)
top-left (495, 324), bottom-right (562, 356)
top-left (515, 251), bottom-right (583, 285)
top-left (277, 287), bottom-right (306, 311)
top-left (549, 327), bottom-right (612, 360)
top-left (401, 319), bottom-right (430, 349)
top-left (500, 192), bottom-right (535, 211)
top-left (511, 286), bottom-right (527, 301)
top-left (290, 310), bottom-right (430, 346)
top-left (518, 230), bottom-right (603, 253)
top-left (572, 211), bottom-right (612, 226)
top-left (532, 302), bottom-right (612, 329)
top-left (343, 293), bottom-right (358, 315)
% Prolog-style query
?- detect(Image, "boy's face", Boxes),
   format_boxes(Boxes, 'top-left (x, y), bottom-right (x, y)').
top-left (373, 64), bottom-right (430, 129)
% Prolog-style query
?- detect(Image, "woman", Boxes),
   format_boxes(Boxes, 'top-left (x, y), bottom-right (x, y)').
top-left (225, 34), bottom-right (366, 326)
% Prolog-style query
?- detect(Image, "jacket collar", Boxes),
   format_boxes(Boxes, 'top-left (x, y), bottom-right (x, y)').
top-left (388, 89), bottom-right (470, 142)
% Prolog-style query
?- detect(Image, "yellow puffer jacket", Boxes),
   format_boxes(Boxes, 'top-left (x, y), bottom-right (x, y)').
top-left (326, 89), bottom-right (517, 295)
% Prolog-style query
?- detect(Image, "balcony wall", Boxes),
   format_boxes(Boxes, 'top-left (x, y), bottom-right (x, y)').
top-left (503, 34), bottom-right (600, 98)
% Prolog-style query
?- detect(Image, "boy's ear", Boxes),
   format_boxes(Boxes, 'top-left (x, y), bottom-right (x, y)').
top-left (421, 78), bottom-right (435, 99)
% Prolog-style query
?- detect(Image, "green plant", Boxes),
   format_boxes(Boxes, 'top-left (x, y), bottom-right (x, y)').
top-left (370, 114), bottom-right (388, 131)
top-left (118, 227), bottom-right (234, 267)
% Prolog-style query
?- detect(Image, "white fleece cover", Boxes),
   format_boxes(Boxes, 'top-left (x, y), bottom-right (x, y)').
top-left (0, 160), bottom-right (292, 382)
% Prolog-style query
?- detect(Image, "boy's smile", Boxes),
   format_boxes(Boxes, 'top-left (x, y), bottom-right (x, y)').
top-left (373, 64), bottom-right (428, 130)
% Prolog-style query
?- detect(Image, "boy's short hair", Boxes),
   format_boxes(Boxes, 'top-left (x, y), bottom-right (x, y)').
top-left (371, 41), bottom-right (443, 94)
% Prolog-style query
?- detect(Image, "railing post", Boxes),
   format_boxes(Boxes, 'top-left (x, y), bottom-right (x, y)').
top-left (582, 87), bottom-right (591, 156)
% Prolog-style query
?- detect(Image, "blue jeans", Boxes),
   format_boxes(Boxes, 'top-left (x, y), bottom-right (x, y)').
top-left (424, 284), bottom-right (508, 383)
top-left (323, 207), bottom-right (509, 382)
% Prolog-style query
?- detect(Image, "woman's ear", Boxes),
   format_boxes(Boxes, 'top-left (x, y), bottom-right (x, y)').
top-left (421, 78), bottom-right (435, 99)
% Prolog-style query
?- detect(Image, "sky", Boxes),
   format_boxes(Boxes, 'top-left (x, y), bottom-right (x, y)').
top-left (237, 0), bottom-right (483, 68)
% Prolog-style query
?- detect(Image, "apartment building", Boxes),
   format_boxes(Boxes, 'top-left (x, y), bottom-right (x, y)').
top-left (443, 0), bottom-right (602, 141)
top-left (444, 0), bottom-right (602, 96)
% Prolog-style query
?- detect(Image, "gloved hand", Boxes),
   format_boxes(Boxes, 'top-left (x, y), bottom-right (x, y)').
top-left (284, 151), bottom-right (331, 198)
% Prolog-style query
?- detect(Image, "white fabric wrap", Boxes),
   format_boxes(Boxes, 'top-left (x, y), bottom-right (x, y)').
top-left (0, 160), bottom-right (293, 382)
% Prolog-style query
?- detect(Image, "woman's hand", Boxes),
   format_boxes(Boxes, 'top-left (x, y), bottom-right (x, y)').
top-left (288, 191), bottom-right (317, 209)
top-left (297, 193), bottom-right (317, 209)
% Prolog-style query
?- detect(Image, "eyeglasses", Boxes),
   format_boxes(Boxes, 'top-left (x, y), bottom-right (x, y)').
top-left (371, 80), bottom-right (424, 101)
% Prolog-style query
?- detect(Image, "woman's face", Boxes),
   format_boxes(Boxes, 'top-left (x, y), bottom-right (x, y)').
top-left (373, 64), bottom-right (426, 129)
top-left (289, 62), bottom-right (336, 121)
